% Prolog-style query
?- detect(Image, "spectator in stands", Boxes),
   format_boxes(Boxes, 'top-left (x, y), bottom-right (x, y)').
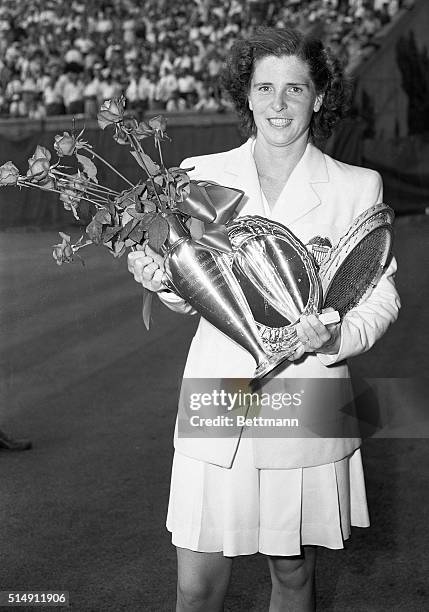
top-left (20, 71), bottom-right (37, 117)
top-left (125, 64), bottom-right (142, 114)
top-left (83, 64), bottom-right (104, 116)
top-left (98, 68), bottom-right (122, 104)
top-left (43, 75), bottom-right (64, 116)
top-left (166, 90), bottom-right (187, 112)
top-left (194, 85), bottom-right (222, 112)
top-left (0, 86), bottom-right (6, 116)
top-left (177, 69), bottom-right (197, 106)
top-left (156, 67), bottom-right (178, 110)
top-left (138, 68), bottom-right (157, 112)
top-left (6, 70), bottom-right (24, 117)
top-left (60, 67), bottom-right (85, 115)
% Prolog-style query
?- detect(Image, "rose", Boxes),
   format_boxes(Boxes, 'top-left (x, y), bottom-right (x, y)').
top-left (26, 145), bottom-right (52, 183)
top-left (27, 158), bottom-right (50, 183)
top-left (54, 132), bottom-right (76, 157)
top-left (97, 97), bottom-right (125, 129)
top-left (148, 115), bottom-right (168, 141)
top-left (0, 161), bottom-right (20, 186)
top-left (134, 120), bottom-right (154, 141)
top-left (52, 232), bottom-right (74, 265)
top-left (170, 168), bottom-right (191, 202)
top-left (28, 145), bottom-right (51, 165)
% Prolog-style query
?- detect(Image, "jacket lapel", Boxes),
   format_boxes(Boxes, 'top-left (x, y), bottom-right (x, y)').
top-left (221, 139), bottom-right (264, 217)
top-left (272, 143), bottom-right (329, 226)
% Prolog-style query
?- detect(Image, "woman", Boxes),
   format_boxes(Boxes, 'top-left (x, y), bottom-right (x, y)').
top-left (128, 27), bottom-right (400, 611)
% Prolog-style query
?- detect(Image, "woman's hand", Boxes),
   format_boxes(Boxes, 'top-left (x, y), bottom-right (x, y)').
top-left (288, 308), bottom-right (341, 361)
top-left (127, 243), bottom-right (170, 292)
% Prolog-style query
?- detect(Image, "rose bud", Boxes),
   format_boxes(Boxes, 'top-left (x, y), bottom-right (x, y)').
top-left (0, 161), bottom-right (20, 186)
top-left (54, 132), bottom-right (76, 157)
top-left (52, 234), bottom-right (74, 265)
top-left (148, 115), bottom-right (167, 136)
top-left (97, 97), bottom-right (125, 129)
top-left (28, 145), bottom-right (51, 165)
top-left (26, 145), bottom-right (52, 182)
top-left (27, 157), bottom-right (51, 182)
top-left (52, 245), bottom-right (65, 265)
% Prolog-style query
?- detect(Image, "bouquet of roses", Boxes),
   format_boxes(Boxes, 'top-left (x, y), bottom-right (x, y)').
top-left (0, 97), bottom-right (241, 326)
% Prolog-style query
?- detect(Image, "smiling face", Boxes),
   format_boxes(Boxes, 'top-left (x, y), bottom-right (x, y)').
top-left (248, 54), bottom-right (323, 151)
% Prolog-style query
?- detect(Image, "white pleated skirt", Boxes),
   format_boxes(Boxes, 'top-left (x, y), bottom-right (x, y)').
top-left (166, 437), bottom-right (370, 557)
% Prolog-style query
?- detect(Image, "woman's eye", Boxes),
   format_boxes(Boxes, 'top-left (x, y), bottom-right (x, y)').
top-left (288, 86), bottom-right (303, 94)
top-left (258, 85), bottom-right (271, 92)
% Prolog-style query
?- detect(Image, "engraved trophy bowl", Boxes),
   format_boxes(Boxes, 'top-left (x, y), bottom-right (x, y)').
top-left (226, 215), bottom-right (322, 368)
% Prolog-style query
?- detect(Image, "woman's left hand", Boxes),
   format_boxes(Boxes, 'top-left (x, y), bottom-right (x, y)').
top-left (288, 308), bottom-right (341, 361)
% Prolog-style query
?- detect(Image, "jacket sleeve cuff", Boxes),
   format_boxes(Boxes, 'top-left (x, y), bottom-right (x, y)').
top-left (157, 290), bottom-right (197, 315)
top-left (316, 326), bottom-right (345, 366)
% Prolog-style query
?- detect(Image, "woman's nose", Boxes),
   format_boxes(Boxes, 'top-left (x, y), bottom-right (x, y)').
top-left (272, 93), bottom-right (287, 112)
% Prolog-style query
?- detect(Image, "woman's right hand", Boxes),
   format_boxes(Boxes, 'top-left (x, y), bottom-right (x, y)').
top-left (127, 243), bottom-right (170, 292)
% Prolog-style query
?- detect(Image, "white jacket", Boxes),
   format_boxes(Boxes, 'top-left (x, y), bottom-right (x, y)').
top-left (159, 139), bottom-right (400, 469)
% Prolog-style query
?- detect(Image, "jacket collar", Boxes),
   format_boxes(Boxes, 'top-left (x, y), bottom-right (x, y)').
top-left (223, 138), bottom-right (329, 225)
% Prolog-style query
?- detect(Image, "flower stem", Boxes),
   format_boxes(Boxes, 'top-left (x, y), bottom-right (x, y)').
top-left (52, 170), bottom-right (120, 196)
top-left (18, 179), bottom-right (104, 208)
top-left (155, 138), bottom-right (174, 207)
top-left (156, 138), bottom-right (165, 170)
top-left (80, 145), bottom-right (134, 187)
top-left (126, 133), bottom-right (164, 212)
top-left (55, 178), bottom-right (114, 202)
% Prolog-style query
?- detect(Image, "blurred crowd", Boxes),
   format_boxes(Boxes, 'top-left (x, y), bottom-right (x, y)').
top-left (0, 0), bottom-right (413, 119)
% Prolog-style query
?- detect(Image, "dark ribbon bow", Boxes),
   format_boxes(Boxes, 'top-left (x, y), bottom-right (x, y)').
top-left (179, 180), bottom-right (244, 253)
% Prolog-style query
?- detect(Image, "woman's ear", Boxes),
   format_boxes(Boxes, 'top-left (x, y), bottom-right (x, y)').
top-left (248, 97), bottom-right (253, 111)
top-left (313, 93), bottom-right (324, 113)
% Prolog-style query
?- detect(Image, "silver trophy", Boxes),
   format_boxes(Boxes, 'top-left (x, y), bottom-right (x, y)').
top-left (164, 215), bottom-right (321, 379)
top-left (163, 204), bottom-right (394, 380)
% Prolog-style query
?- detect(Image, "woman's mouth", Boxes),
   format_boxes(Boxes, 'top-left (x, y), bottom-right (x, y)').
top-left (267, 118), bottom-right (292, 128)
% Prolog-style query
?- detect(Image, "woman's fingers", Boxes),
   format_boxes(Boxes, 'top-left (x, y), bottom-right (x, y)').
top-left (151, 269), bottom-right (165, 290)
top-left (127, 247), bottom-right (169, 292)
top-left (296, 314), bottom-right (331, 352)
top-left (128, 254), bottom-right (153, 281)
top-left (128, 254), bottom-right (153, 268)
top-left (287, 344), bottom-right (306, 361)
top-left (142, 261), bottom-right (160, 280)
top-left (144, 244), bottom-right (165, 267)
top-left (296, 313), bottom-right (341, 354)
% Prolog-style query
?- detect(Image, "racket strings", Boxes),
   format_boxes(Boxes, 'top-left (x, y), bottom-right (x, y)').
top-left (323, 228), bottom-right (390, 316)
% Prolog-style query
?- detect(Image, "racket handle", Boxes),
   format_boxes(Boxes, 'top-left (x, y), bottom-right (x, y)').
top-left (318, 311), bottom-right (340, 325)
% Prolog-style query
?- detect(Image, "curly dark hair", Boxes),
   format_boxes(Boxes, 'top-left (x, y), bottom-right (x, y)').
top-left (220, 26), bottom-right (351, 144)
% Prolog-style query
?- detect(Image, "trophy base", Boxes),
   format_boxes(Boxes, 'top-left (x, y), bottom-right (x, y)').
top-left (253, 351), bottom-right (292, 382)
